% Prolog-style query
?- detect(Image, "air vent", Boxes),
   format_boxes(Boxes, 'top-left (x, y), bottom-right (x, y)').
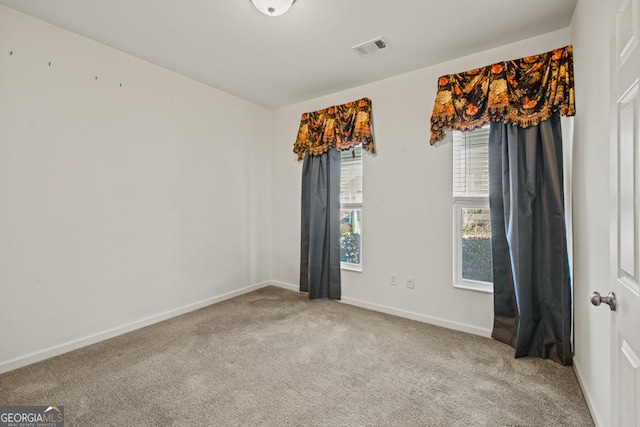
top-left (352, 37), bottom-right (388, 57)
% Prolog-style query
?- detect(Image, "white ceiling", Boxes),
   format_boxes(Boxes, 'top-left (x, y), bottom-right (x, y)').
top-left (0, 0), bottom-right (577, 109)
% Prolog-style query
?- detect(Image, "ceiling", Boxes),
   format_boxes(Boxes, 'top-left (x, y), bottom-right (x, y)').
top-left (0, 0), bottom-right (578, 109)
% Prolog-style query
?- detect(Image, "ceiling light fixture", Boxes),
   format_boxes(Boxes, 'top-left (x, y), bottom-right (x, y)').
top-left (250, 0), bottom-right (296, 16)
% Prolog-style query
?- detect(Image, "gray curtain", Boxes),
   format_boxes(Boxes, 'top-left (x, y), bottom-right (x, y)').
top-left (300, 149), bottom-right (341, 300)
top-left (489, 113), bottom-right (572, 365)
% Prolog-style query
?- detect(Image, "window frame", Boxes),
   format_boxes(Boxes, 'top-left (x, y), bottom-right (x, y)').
top-left (340, 204), bottom-right (362, 272)
top-left (340, 146), bottom-right (363, 273)
top-left (452, 127), bottom-right (493, 294)
top-left (453, 196), bottom-right (492, 293)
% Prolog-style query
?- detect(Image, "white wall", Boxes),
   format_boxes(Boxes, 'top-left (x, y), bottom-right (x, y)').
top-left (270, 29), bottom-right (570, 335)
top-left (569, 1), bottom-right (611, 425)
top-left (0, 5), bottom-right (272, 372)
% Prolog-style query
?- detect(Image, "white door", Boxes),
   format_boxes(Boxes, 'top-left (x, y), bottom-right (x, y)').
top-left (608, 0), bottom-right (640, 425)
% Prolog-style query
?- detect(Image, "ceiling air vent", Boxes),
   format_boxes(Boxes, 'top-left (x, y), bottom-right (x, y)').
top-left (352, 37), bottom-right (388, 57)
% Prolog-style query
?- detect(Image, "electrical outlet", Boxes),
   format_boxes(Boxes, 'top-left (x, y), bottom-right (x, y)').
top-left (407, 276), bottom-right (415, 289)
top-left (390, 273), bottom-right (397, 286)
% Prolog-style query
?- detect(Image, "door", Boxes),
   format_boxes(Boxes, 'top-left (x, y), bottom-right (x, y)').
top-left (610, 0), bottom-right (640, 425)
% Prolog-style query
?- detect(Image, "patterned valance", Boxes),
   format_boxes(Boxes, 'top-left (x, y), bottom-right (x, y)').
top-left (293, 98), bottom-right (375, 160)
top-left (429, 45), bottom-right (575, 144)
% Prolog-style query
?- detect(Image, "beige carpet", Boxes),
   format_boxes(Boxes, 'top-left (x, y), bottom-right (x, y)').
top-left (0, 286), bottom-right (593, 426)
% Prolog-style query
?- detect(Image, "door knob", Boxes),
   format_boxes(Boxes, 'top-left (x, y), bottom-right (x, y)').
top-left (591, 291), bottom-right (617, 311)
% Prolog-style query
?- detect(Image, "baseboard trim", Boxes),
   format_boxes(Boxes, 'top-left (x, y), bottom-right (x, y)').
top-left (573, 360), bottom-right (604, 427)
top-left (0, 281), bottom-right (272, 375)
top-left (268, 280), bottom-right (301, 293)
top-left (341, 296), bottom-right (492, 337)
top-left (268, 280), bottom-right (492, 338)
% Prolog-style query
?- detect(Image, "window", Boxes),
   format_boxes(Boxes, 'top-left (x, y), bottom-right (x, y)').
top-left (453, 126), bottom-right (493, 293)
top-left (340, 146), bottom-right (362, 271)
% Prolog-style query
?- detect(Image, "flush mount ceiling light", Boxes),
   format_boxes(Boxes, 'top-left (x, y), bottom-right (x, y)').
top-left (250, 0), bottom-right (296, 16)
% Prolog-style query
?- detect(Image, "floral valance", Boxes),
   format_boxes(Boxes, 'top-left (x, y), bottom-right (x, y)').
top-left (430, 45), bottom-right (575, 144)
top-left (293, 98), bottom-right (375, 160)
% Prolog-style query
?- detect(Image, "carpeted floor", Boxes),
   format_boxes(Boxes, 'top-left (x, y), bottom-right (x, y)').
top-left (0, 286), bottom-right (593, 426)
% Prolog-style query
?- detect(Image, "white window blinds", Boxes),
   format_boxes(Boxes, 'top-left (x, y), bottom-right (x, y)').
top-left (340, 146), bottom-right (363, 204)
top-left (453, 126), bottom-right (490, 198)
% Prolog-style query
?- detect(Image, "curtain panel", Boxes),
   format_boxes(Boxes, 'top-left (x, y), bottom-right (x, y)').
top-left (429, 45), bottom-right (575, 144)
top-left (299, 149), bottom-right (342, 300)
top-left (293, 98), bottom-right (375, 160)
top-left (489, 114), bottom-right (573, 365)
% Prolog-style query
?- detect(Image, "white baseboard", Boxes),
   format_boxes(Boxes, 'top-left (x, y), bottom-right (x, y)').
top-left (573, 360), bottom-right (605, 427)
top-left (341, 296), bottom-right (492, 337)
top-left (0, 281), bottom-right (272, 375)
top-left (268, 280), bottom-right (492, 338)
top-left (268, 280), bottom-right (300, 292)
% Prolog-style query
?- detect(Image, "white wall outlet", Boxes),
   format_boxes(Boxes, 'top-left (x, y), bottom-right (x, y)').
top-left (407, 276), bottom-right (415, 289)
top-left (390, 273), bottom-right (397, 286)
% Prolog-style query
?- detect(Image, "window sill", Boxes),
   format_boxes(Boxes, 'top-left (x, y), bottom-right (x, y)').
top-left (453, 281), bottom-right (493, 294)
top-left (341, 263), bottom-right (362, 273)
